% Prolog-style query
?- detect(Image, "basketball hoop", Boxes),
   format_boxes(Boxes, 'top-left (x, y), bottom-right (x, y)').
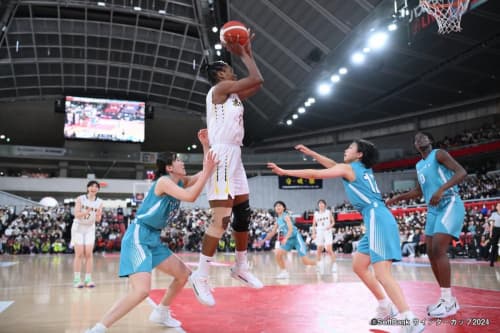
top-left (420, 0), bottom-right (470, 34)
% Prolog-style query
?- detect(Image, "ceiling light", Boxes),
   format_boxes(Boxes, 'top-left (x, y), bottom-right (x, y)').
top-left (304, 101), bottom-right (311, 107)
top-left (388, 23), bottom-right (398, 31)
top-left (317, 83), bottom-right (332, 96)
top-left (133, 6), bottom-right (141, 11)
top-left (351, 52), bottom-right (365, 65)
top-left (97, 1), bottom-right (105, 6)
top-left (191, 144), bottom-right (197, 149)
top-left (298, 107), bottom-right (306, 114)
top-left (292, 114), bottom-right (298, 119)
top-left (214, 43), bottom-right (222, 50)
top-left (363, 47), bottom-right (371, 53)
top-left (307, 97), bottom-right (316, 104)
top-left (158, 9), bottom-right (166, 14)
top-left (212, 26), bottom-right (218, 33)
top-left (187, 146), bottom-right (191, 151)
top-left (216, 50), bottom-right (221, 56)
top-left (6, 138), bottom-right (10, 143)
top-left (0, 135), bottom-right (5, 139)
top-left (286, 119), bottom-right (292, 126)
top-left (330, 74), bottom-right (340, 83)
top-left (339, 67), bottom-right (348, 75)
top-left (368, 32), bottom-right (388, 50)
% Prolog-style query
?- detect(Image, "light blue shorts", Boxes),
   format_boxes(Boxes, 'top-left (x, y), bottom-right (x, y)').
top-left (426, 196), bottom-right (465, 240)
top-left (281, 232), bottom-right (308, 257)
top-left (119, 222), bottom-right (172, 278)
top-left (357, 204), bottom-right (402, 264)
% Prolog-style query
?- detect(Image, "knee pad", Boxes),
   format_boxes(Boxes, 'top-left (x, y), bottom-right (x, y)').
top-left (232, 200), bottom-right (251, 232)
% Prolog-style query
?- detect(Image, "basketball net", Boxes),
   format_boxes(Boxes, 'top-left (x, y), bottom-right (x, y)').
top-left (420, 0), bottom-right (470, 34)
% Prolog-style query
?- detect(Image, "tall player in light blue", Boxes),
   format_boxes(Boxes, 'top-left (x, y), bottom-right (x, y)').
top-left (268, 141), bottom-right (424, 333)
top-left (86, 129), bottom-right (217, 333)
top-left (387, 132), bottom-right (466, 318)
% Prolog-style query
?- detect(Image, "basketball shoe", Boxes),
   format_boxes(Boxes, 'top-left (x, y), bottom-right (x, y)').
top-left (275, 270), bottom-right (289, 279)
top-left (371, 302), bottom-right (398, 323)
top-left (230, 262), bottom-right (263, 288)
top-left (427, 297), bottom-right (460, 318)
top-left (149, 305), bottom-right (181, 328)
top-left (73, 277), bottom-right (84, 288)
top-left (189, 271), bottom-right (215, 307)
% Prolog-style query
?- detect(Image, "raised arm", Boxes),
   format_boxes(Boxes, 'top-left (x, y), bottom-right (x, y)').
top-left (156, 151), bottom-right (217, 202)
top-left (183, 128), bottom-right (211, 188)
top-left (215, 34), bottom-right (263, 101)
top-left (267, 162), bottom-right (355, 182)
top-left (295, 144), bottom-right (337, 168)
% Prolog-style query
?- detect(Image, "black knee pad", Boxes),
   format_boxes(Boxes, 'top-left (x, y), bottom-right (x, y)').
top-left (232, 200), bottom-right (251, 232)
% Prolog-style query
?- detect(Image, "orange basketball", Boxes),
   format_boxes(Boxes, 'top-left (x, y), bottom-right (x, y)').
top-left (220, 21), bottom-right (249, 46)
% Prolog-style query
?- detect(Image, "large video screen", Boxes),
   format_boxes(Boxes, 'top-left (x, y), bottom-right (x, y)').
top-left (64, 96), bottom-right (145, 143)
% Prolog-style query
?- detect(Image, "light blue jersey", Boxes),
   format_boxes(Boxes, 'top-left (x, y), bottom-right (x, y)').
top-left (416, 149), bottom-right (464, 239)
top-left (134, 177), bottom-right (182, 230)
top-left (342, 161), bottom-right (384, 212)
top-left (276, 211), bottom-right (298, 238)
top-left (416, 149), bottom-right (459, 206)
top-left (343, 161), bottom-right (401, 263)
top-left (276, 212), bottom-right (308, 257)
top-left (119, 177), bottom-right (182, 277)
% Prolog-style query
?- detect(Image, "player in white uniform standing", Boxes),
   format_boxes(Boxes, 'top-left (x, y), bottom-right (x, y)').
top-left (189, 33), bottom-right (264, 307)
top-left (312, 199), bottom-right (338, 273)
top-left (71, 180), bottom-right (103, 288)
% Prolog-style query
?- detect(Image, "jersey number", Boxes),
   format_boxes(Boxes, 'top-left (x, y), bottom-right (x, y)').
top-left (363, 173), bottom-right (380, 193)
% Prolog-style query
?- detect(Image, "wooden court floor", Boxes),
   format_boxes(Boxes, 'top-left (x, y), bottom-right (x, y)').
top-left (1, 251), bottom-right (499, 333)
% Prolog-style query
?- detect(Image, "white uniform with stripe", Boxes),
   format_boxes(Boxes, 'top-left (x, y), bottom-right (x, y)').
top-left (71, 195), bottom-right (103, 246)
top-left (314, 210), bottom-right (333, 246)
top-left (205, 86), bottom-right (249, 200)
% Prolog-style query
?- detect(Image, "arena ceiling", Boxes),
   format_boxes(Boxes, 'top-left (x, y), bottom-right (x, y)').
top-left (0, 0), bottom-right (499, 152)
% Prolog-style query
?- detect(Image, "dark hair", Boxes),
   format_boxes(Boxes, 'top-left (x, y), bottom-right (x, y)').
top-left (416, 131), bottom-right (434, 143)
top-left (274, 201), bottom-right (287, 210)
top-left (317, 199), bottom-right (327, 206)
top-left (86, 180), bottom-right (100, 189)
top-left (203, 60), bottom-right (228, 85)
top-left (155, 152), bottom-right (177, 179)
top-left (353, 139), bottom-right (379, 168)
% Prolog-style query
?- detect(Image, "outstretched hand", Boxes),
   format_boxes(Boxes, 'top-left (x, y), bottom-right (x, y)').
top-left (429, 189), bottom-right (443, 206)
top-left (295, 144), bottom-right (313, 156)
top-left (267, 162), bottom-right (286, 176)
top-left (223, 30), bottom-right (255, 57)
top-left (198, 128), bottom-right (209, 147)
top-left (203, 150), bottom-right (218, 173)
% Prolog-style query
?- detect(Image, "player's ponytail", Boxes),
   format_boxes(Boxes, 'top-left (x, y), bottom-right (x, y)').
top-left (354, 139), bottom-right (379, 168)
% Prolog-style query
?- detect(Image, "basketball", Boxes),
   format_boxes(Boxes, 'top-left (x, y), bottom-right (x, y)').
top-left (220, 21), bottom-right (249, 45)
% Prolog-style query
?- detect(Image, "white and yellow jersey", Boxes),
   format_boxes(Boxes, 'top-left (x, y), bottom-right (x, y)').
top-left (74, 195), bottom-right (102, 226)
top-left (206, 86), bottom-right (244, 146)
top-left (314, 209), bottom-right (332, 231)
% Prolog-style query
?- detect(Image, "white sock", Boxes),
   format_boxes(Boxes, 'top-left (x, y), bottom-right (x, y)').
top-left (93, 323), bottom-right (107, 333)
top-left (74, 272), bottom-right (81, 280)
top-left (157, 304), bottom-right (169, 311)
top-left (401, 310), bottom-right (416, 320)
top-left (85, 273), bottom-right (92, 281)
top-left (197, 254), bottom-right (213, 276)
top-left (441, 288), bottom-right (452, 301)
top-left (236, 250), bottom-right (247, 265)
top-left (378, 298), bottom-right (390, 308)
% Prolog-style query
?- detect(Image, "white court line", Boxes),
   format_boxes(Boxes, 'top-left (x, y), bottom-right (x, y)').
top-left (0, 262), bottom-right (18, 268)
top-left (0, 301), bottom-right (14, 313)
